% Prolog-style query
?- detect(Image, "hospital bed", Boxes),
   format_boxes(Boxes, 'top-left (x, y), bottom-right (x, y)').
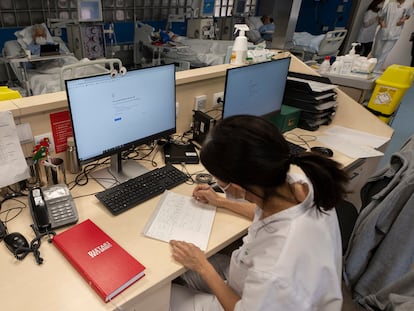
top-left (133, 22), bottom-right (235, 69)
top-left (2, 24), bottom-right (124, 96)
top-left (289, 29), bottom-right (348, 62)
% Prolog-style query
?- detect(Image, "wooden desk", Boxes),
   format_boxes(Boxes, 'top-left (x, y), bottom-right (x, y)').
top-left (0, 162), bottom-right (251, 311)
top-left (0, 54), bottom-right (394, 309)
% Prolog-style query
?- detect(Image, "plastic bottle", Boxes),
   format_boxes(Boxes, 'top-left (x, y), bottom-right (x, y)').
top-left (340, 54), bottom-right (353, 75)
top-left (231, 24), bottom-right (249, 65)
top-left (66, 137), bottom-right (81, 174)
top-left (330, 56), bottom-right (343, 74)
top-left (348, 42), bottom-right (360, 73)
top-left (349, 42), bottom-right (360, 56)
top-left (319, 56), bottom-right (331, 74)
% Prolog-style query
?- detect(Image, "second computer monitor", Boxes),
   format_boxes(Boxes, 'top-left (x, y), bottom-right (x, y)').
top-left (222, 57), bottom-right (291, 119)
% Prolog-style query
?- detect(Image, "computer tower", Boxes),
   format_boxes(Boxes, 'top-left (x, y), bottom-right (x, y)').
top-left (192, 110), bottom-right (216, 147)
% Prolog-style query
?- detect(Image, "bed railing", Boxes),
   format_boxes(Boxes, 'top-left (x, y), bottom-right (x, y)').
top-left (59, 58), bottom-right (125, 90)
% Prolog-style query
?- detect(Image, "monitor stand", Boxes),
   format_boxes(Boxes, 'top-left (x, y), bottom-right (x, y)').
top-left (90, 152), bottom-right (149, 189)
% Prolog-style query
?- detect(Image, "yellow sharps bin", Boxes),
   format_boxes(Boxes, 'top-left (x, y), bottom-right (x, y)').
top-left (0, 86), bottom-right (22, 101)
top-left (367, 65), bottom-right (414, 123)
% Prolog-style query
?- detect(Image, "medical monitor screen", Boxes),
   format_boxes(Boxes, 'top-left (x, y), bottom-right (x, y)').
top-left (77, 0), bottom-right (103, 22)
top-left (222, 57), bottom-right (291, 119)
top-left (66, 64), bottom-right (176, 166)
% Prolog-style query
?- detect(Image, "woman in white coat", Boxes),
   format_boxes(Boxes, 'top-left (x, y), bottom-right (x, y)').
top-left (356, 0), bottom-right (384, 56)
top-left (169, 115), bottom-right (350, 311)
top-left (372, 0), bottom-right (412, 72)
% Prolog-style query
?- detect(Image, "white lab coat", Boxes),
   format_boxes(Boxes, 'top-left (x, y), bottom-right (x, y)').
top-left (170, 174), bottom-right (343, 311)
top-left (357, 9), bottom-right (380, 44)
top-left (373, 0), bottom-right (412, 71)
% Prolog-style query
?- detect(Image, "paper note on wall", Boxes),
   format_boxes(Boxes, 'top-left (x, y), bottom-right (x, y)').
top-left (0, 111), bottom-right (29, 188)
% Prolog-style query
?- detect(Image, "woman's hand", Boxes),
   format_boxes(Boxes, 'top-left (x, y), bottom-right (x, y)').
top-left (170, 240), bottom-right (209, 273)
top-left (193, 184), bottom-right (224, 206)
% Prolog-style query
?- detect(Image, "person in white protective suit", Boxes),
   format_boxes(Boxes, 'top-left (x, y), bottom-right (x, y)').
top-left (372, 0), bottom-right (413, 72)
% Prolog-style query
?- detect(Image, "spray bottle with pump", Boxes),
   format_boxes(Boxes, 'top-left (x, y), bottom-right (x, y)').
top-left (231, 24), bottom-right (249, 65)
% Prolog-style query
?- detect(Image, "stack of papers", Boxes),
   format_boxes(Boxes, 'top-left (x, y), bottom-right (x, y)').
top-left (317, 126), bottom-right (390, 158)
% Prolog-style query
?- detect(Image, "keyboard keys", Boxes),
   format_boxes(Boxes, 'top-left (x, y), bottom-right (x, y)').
top-left (95, 164), bottom-right (188, 215)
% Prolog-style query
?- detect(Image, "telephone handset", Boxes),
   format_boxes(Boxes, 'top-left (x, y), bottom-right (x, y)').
top-left (29, 184), bottom-right (79, 233)
top-left (29, 188), bottom-right (51, 231)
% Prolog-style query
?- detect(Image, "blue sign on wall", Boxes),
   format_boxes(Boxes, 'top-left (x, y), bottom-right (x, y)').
top-left (202, 0), bottom-right (215, 15)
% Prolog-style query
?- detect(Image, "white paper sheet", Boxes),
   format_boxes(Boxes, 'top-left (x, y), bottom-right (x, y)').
top-left (323, 125), bottom-right (390, 149)
top-left (317, 135), bottom-right (384, 158)
top-left (0, 111), bottom-right (29, 188)
top-left (143, 191), bottom-right (216, 251)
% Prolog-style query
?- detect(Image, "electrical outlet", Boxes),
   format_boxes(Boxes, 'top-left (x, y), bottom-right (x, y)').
top-left (194, 95), bottom-right (207, 111)
top-left (34, 132), bottom-right (55, 154)
top-left (213, 92), bottom-right (224, 106)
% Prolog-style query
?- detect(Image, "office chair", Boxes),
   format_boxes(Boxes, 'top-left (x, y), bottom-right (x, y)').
top-left (335, 199), bottom-right (358, 254)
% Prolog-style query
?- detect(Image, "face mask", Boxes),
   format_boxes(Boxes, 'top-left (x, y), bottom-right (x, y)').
top-left (35, 37), bottom-right (47, 45)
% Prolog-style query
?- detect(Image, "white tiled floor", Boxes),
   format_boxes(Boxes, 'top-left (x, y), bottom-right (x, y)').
top-left (379, 84), bottom-right (414, 168)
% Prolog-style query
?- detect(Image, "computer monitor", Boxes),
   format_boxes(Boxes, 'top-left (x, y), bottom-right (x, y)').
top-left (65, 64), bottom-right (176, 188)
top-left (77, 0), bottom-right (103, 22)
top-left (222, 57), bottom-right (291, 120)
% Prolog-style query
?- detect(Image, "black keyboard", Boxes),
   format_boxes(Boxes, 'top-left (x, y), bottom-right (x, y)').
top-left (95, 164), bottom-right (188, 215)
top-left (287, 140), bottom-right (307, 154)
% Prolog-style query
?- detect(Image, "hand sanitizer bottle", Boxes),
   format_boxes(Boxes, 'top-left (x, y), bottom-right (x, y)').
top-left (231, 24), bottom-right (249, 65)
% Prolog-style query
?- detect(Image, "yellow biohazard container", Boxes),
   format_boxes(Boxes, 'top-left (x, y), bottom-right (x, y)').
top-left (367, 65), bottom-right (414, 123)
top-left (0, 86), bottom-right (22, 101)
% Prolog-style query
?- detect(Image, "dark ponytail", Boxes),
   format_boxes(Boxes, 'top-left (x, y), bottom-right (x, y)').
top-left (290, 152), bottom-right (349, 211)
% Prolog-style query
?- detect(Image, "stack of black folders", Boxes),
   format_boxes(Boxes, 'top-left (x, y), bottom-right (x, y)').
top-left (283, 72), bottom-right (338, 131)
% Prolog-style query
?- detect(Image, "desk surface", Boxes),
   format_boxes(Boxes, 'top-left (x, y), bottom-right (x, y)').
top-left (0, 128), bottom-right (374, 311)
top-left (0, 55), bottom-right (394, 310)
top-left (0, 161), bottom-right (251, 311)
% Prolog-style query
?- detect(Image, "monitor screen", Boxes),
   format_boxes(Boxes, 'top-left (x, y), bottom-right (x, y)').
top-left (77, 0), bottom-right (103, 22)
top-left (66, 64), bottom-right (176, 186)
top-left (222, 57), bottom-right (291, 120)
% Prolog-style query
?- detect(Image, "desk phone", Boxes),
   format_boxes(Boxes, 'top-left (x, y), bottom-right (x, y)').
top-left (29, 184), bottom-right (78, 233)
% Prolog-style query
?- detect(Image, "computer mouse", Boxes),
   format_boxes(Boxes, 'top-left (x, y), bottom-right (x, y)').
top-left (311, 146), bottom-right (334, 157)
top-left (3, 232), bottom-right (29, 254)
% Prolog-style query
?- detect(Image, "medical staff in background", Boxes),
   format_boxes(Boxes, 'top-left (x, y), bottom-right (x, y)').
top-left (258, 15), bottom-right (275, 42)
top-left (356, 0), bottom-right (384, 56)
top-left (372, 0), bottom-right (413, 72)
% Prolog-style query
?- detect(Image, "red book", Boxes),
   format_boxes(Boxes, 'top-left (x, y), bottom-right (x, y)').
top-left (53, 219), bottom-right (145, 302)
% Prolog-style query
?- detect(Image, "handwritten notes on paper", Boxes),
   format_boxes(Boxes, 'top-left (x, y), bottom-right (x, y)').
top-left (0, 111), bottom-right (29, 188)
top-left (144, 191), bottom-right (216, 251)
